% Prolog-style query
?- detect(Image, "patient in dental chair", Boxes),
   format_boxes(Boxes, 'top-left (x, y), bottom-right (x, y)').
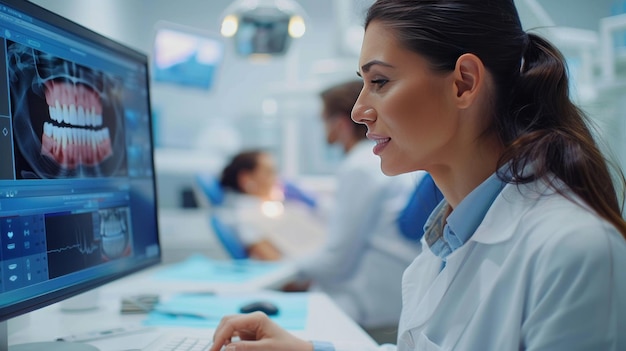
top-left (216, 149), bottom-right (326, 260)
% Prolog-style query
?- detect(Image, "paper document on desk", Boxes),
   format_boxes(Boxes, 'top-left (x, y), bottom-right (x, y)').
top-left (143, 292), bottom-right (308, 330)
top-left (152, 254), bottom-right (284, 282)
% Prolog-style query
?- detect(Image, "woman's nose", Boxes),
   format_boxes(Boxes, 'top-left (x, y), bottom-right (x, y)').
top-left (351, 101), bottom-right (376, 125)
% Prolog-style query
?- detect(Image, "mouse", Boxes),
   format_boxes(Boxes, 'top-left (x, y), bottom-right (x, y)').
top-left (239, 300), bottom-right (279, 316)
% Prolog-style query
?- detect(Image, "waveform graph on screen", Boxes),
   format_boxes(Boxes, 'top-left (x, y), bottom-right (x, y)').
top-left (45, 207), bottom-right (134, 279)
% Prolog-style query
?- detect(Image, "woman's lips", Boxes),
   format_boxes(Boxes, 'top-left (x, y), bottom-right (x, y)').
top-left (367, 133), bottom-right (391, 155)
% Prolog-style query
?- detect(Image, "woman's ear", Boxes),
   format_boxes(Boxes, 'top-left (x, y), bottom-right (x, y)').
top-left (453, 53), bottom-right (485, 109)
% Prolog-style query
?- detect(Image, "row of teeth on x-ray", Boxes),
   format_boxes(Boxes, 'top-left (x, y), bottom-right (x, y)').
top-left (47, 101), bottom-right (104, 127)
top-left (44, 80), bottom-right (104, 128)
top-left (43, 122), bottom-right (110, 147)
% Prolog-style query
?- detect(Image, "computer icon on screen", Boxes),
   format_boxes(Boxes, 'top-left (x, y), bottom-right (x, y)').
top-left (0, 1), bottom-right (161, 350)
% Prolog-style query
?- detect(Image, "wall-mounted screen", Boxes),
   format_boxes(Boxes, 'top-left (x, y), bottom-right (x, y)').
top-left (152, 22), bottom-right (224, 91)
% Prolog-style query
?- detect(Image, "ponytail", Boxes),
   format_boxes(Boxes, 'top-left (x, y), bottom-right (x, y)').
top-left (498, 34), bottom-right (626, 238)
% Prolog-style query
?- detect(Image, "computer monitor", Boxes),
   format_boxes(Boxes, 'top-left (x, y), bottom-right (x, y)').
top-left (0, 1), bottom-right (161, 349)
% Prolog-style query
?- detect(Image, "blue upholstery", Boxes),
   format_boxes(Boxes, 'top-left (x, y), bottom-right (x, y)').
top-left (397, 173), bottom-right (444, 241)
top-left (210, 214), bottom-right (248, 259)
top-left (282, 180), bottom-right (317, 209)
top-left (195, 173), bottom-right (225, 206)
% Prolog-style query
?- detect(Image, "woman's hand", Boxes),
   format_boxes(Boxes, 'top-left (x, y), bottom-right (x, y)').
top-left (210, 312), bottom-right (314, 351)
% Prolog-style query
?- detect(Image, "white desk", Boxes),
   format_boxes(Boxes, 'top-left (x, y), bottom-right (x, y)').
top-left (100, 258), bottom-right (299, 295)
top-left (8, 263), bottom-right (378, 350)
top-left (8, 292), bottom-right (377, 350)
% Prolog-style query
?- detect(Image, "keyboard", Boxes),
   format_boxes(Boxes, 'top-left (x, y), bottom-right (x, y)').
top-left (143, 335), bottom-right (214, 351)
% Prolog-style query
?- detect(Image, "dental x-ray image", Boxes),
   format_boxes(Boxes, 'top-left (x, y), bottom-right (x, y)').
top-left (98, 207), bottom-right (132, 260)
top-left (7, 41), bottom-right (127, 179)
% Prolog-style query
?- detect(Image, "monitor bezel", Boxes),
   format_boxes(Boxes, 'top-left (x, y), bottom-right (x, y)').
top-left (0, 0), bottom-right (162, 322)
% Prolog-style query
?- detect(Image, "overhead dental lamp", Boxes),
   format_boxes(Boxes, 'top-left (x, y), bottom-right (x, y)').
top-left (220, 0), bottom-right (307, 57)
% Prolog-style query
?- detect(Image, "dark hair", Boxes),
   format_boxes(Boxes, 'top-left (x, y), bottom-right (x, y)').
top-left (220, 149), bottom-right (265, 193)
top-left (320, 80), bottom-right (367, 139)
top-left (366, 0), bottom-right (626, 238)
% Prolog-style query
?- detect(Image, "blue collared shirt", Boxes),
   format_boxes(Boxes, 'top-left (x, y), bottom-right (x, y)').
top-left (425, 170), bottom-right (507, 261)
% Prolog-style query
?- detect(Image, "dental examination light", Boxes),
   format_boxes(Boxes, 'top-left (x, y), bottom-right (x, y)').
top-left (220, 0), bottom-right (307, 57)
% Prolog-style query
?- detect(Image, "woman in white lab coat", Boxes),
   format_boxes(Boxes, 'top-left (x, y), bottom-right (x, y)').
top-left (209, 0), bottom-right (626, 350)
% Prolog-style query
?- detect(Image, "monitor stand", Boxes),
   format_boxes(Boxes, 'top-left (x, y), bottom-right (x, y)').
top-left (1, 321), bottom-right (99, 351)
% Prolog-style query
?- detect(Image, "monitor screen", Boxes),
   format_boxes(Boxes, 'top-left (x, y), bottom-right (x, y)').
top-left (0, 0), bottom-right (161, 324)
top-left (152, 22), bottom-right (224, 91)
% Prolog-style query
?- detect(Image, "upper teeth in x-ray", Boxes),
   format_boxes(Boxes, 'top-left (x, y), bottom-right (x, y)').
top-left (40, 80), bottom-right (112, 169)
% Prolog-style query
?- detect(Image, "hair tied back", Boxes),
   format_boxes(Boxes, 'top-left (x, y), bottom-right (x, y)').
top-left (519, 32), bottom-right (531, 74)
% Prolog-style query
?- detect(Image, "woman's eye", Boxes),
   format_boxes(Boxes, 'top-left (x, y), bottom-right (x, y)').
top-left (371, 79), bottom-right (388, 88)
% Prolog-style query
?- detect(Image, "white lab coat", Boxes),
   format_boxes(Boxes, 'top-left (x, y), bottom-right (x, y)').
top-left (333, 178), bottom-right (626, 350)
top-left (296, 140), bottom-right (422, 329)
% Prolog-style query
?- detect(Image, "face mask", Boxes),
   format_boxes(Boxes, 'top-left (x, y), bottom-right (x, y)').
top-left (325, 143), bottom-right (344, 163)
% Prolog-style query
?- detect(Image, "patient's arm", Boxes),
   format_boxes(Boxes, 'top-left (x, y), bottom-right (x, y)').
top-left (248, 239), bottom-right (282, 260)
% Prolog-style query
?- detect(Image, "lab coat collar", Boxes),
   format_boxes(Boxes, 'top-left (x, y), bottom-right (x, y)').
top-left (399, 180), bottom-right (548, 333)
top-left (399, 241), bottom-right (477, 337)
top-left (468, 180), bottom-right (549, 245)
top-left (399, 177), bottom-right (572, 345)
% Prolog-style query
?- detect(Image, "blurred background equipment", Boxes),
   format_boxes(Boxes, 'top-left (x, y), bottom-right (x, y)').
top-left (152, 21), bottom-right (225, 91)
top-left (220, 0), bottom-right (307, 57)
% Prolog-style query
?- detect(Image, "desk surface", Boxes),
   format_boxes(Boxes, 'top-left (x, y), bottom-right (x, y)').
top-left (102, 256), bottom-right (299, 295)
top-left (9, 292), bottom-right (377, 350)
top-left (8, 262), bottom-right (377, 350)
